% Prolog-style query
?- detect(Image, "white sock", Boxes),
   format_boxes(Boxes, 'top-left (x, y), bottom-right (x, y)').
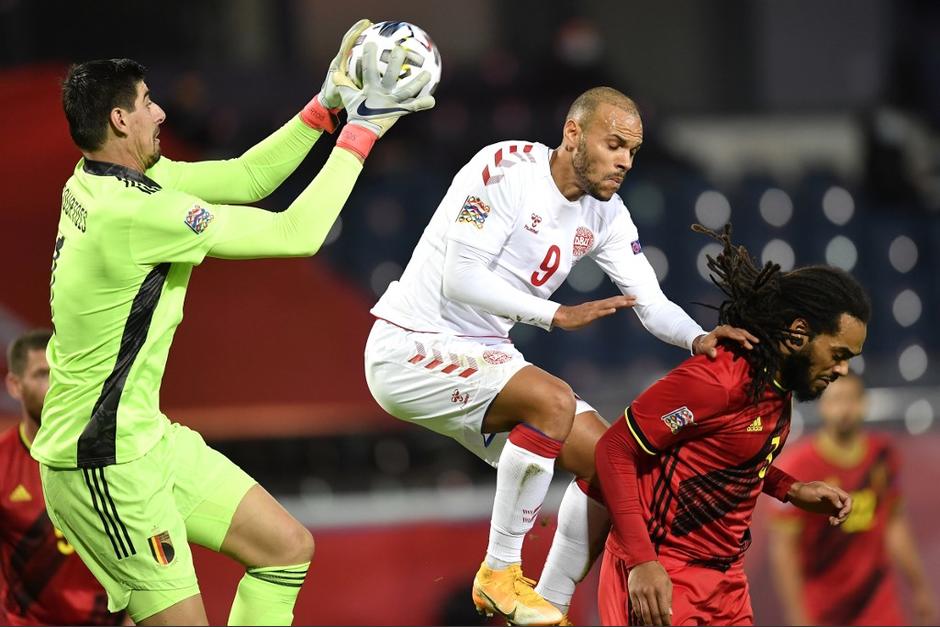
top-left (535, 479), bottom-right (610, 613)
top-left (485, 439), bottom-right (557, 569)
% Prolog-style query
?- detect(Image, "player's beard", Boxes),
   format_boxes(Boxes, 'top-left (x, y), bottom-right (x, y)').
top-left (144, 146), bottom-right (161, 170)
top-left (23, 392), bottom-right (43, 426)
top-left (778, 347), bottom-right (822, 402)
top-left (572, 134), bottom-right (613, 201)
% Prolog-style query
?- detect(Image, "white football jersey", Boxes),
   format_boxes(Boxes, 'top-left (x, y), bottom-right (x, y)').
top-left (371, 140), bottom-right (703, 346)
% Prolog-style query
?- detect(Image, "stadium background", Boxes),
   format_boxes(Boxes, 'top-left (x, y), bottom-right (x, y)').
top-left (1, 0), bottom-right (938, 623)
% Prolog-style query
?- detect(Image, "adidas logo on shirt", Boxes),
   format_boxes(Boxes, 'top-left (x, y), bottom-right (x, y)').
top-left (10, 484), bottom-right (32, 502)
top-left (746, 416), bottom-right (763, 432)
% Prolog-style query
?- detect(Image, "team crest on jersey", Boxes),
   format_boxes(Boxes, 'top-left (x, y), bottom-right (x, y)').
top-left (661, 406), bottom-right (694, 434)
top-left (148, 531), bottom-right (175, 565)
top-left (184, 205), bottom-right (214, 235)
top-left (631, 239), bottom-right (642, 254)
top-left (457, 195), bottom-right (491, 229)
top-left (573, 226), bottom-right (595, 257)
top-left (483, 350), bottom-right (512, 365)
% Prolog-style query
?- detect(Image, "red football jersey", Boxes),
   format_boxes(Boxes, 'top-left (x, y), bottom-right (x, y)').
top-left (773, 432), bottom-right (904, 625)
top-left (607, 347), bottom-right (792, 570)
top-left (0, 425), bottom-right (123, 625)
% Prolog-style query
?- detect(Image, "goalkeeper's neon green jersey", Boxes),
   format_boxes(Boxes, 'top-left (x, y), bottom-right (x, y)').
top-left (33, 117), bottom-right (362, 468)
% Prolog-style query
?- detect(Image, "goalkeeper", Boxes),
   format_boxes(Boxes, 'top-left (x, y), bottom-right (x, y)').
top-left (33, 20), bottom-right (433, 626)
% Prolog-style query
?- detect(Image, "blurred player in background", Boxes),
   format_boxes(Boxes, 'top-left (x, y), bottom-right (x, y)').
top-left (365, 87), bottom-right (756, 625)
top-left (595, 225), bottom-right (871, 626)
top-left (769, 372), bottom-right (938, 626)
top-left (1, 329), bottom-right (127, 625)
top-left (32, 20), bottom-right (434, 626)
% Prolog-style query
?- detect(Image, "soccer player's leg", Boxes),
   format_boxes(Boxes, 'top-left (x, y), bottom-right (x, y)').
top-left (708, 562), bottom-right (753, 626)
top-left (597, 548), bottom-right (631, 626)
top-left (535, 408), bottom-right (611, 618)
top-left (474, 366), bottom-right (577, 625)
top-left (170, 424), bottom-right (312, 627)
top-left (39, 440), bottom-right (205, 626)
top-left (365, 321), bottom-right (565, 625)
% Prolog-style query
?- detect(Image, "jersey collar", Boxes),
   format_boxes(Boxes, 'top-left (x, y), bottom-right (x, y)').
top-left (18, 423), bottom-right (31, 452)
top-left (83, 159), bottom-right (161, 190)
top-left (815, 431), bottom-right (868, 468)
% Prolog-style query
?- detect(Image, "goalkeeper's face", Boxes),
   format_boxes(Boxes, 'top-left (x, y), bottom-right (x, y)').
top-left (127, 80), bottom-right (166, 170)
top-left (571, 103), bottom-right (643, 201)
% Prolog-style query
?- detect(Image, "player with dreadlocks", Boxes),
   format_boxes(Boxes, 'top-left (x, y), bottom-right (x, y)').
top-left (594, 223), bottom-right (871, 626)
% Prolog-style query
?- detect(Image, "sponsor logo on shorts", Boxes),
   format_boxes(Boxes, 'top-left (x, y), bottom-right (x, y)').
top-left (631, 239), bottom-right (643, 254)
top-left (148, 531), bottom-right (175, 566)
top-left (661, 406), bottom-right (694, 434)
top-left (451, 389), bottom-right (471, 407)
top-left (184, 205), bottom-right (214, 235)
top-left (456, 195), bottom-right (491, 229)
top-left (483, 350), bottom-right (511, 365)
top-left (573, 226), bottom-right (594, 257)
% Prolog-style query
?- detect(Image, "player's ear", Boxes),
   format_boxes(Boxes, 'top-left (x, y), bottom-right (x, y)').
top-left (5, 372), bottom-right (22, 401)
top-left (784, 317), bottom-right (809, 352)
top-left (109, 106), bottom-right (130, 139)
top-left (562, 118), bottom-right (580, 152)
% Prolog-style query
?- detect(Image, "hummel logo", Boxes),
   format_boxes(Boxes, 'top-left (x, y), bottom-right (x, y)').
top-left (356, 101), bottom-right (409, 117)
top-left (747, 416), bottom-right (763, 432)
top-left (524, 213), bottom-right (542, 234)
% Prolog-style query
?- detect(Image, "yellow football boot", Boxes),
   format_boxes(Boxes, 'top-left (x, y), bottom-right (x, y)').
top-left (472, 562), bottom-right (563, 626)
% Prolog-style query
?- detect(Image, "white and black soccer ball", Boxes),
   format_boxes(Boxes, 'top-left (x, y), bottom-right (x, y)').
top-left (347, 21), bottom-right (442, 99)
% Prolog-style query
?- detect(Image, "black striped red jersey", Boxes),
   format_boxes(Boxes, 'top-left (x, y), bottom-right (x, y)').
top-left (0, 425), bottom-right (122, 625)
top-left (609, 347), bottom-right (792, 570)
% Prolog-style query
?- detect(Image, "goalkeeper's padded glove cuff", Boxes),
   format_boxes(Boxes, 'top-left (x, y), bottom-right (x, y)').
top-left (300, 94), bottom-right (341, 133)
top-left (336, 123), bottom-right (378, 160)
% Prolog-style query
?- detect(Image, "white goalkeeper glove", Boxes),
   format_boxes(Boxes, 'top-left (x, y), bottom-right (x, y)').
top-left (300, 18), bottom-right (372, 132)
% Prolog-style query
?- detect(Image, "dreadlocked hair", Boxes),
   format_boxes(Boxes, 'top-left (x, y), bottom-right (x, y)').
top-left (692, 223), bottom-right (871, 403)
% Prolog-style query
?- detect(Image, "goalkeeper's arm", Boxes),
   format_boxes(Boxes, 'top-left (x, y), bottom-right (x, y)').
top-left (204, 43), bottom-right (435, 259)
top-left (205, 145), bottom-right (363, 259)
top-left (145, 19), bottom-right (375, 205)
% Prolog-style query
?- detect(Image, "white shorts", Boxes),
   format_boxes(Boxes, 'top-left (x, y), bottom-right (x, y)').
top-left (364, 318), bottom-right (595, 467)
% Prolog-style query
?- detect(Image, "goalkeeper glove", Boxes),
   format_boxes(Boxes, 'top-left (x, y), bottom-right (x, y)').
top-left (300, 18), bottom-right (372, 132)
top-left (335, 43), bottom-right (436, 159)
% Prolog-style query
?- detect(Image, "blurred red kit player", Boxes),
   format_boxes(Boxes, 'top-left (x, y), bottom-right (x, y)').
top-left (595, 225), bottom-right (871, 626)
top-left (1, 330), bottom-right (124, 626)
top-left (769, 372), bottom-right (937, 626)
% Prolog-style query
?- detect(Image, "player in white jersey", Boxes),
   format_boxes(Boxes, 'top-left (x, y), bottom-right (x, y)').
top-left (366, 87), bottom-right (756, 625)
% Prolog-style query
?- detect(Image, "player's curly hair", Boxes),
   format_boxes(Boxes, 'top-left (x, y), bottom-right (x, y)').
top-left (693, 223), bottom-right (871, 403)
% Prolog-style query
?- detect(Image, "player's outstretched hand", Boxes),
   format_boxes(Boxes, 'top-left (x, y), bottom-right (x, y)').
top-left (552, 295), bottom-right (635, 331)
top-left (319, 18), bottom-right (373, 110)
top-left (692, 324), bottom-right (760, 359)
top-left (628, 560), bottom-right (673, 626)
top-left (341, 42), bottom-right (436, 138)
top-left (789, 480), bottom-right (853, 525)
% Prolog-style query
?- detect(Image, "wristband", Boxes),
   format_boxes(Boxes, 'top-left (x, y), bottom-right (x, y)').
top-left (336, 123), bottom-right (377, 160)
top-left (299, 94), bottom-right (340, 133)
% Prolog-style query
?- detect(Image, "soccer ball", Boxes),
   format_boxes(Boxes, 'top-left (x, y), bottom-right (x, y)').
top-left (347, 21), bottom-right (442, 99)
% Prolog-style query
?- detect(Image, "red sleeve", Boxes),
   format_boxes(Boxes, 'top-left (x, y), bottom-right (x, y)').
top-left (762, 464), bottom-right (796, 502)
top-left (595, 417), bottom-right (658, 566)
top-left (625, 356), bottom-right (731, 454)
top-left (768, 444), bottom-right (812, 524)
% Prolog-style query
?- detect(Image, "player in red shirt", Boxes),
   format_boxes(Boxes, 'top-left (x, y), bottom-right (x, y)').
top-left (595, 224), bottom-right (872, 626)
top-left (769, 372), bottom-right (937, 626)
top-left (1, 329), bottom-right (126, 625)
